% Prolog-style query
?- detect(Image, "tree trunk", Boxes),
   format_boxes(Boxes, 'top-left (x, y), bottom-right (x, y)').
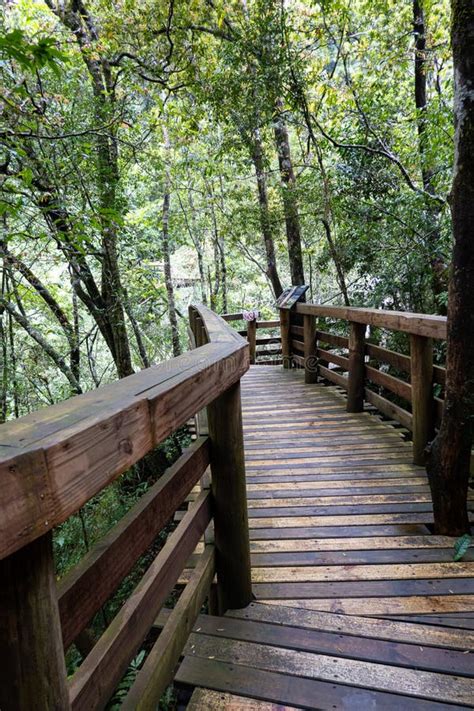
top-left (0, 298), bottom-right (82, 394)
top-left (47, 0), bottom-right (134, 379)
top-left (413, 0), bottom-right (447, 311)
top-left (250, 131), bottom-right (283, 297)
top-left (162, 129), bottom-right (181, 357)
top-left (321, 220), bottom-right (350, 306)
top-left (426, 0), bottom-right (474, 536)
top-left (273, 102), bottom-right (305, 286)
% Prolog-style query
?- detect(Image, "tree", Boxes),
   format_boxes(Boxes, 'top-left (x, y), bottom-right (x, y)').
top-left (427, 0), bottom-right (474, 536)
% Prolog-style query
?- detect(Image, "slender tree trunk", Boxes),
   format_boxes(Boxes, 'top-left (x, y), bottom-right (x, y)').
top-left (47, 1), bottom-right (134, 379)
top-left (180, 185), bottom-right (207, 304)
top-left (0, 298), bottom-right (82, 394)
top-left (413, 0), bottom-right (447, 311)
top-left (426, 0), bottom-right (474, 535)
top-left (273, 102), bottom-right (305, 286)
top-left (162, 128), bottom-right (181, 357)
top-left (69, 269), bottom-right (80, 384)
top-left (0, 266), bottom-right (7, 423)
top-left (123, 290), bottom-right (150, 369)
top-left (321, 220), bottom-right (350, 306)
top-left (250, 131), bottom-right (283, 297)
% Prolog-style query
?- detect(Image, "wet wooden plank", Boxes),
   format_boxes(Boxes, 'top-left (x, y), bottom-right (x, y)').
top-left (186, 614), bottom-right (473, 676)
top-left (227, 602), bottom-right (474, 651)
top-left (182, 635), bottom-right (472, 705)
top-left (176, 656), bottom-right (464, 711)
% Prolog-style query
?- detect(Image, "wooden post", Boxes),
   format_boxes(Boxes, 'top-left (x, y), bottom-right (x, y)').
top-left (410, 334), bottom-right (434, 465)
top-left (303, 313), bottom-right (318, 384)
top-left (279, 308), bottom-right (291, 369)
top-left (247, 318), bottom-right (257, 365)
top-left (207, 380), bottom-right (252, 612)
top-left (347, 322), bottom-right (366, 412)
top-left (0, 533), bottom-right (70, 711)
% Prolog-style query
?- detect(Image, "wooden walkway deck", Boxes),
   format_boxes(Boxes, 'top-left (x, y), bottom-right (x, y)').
top-left (177, 366), bottom-right (474, 709)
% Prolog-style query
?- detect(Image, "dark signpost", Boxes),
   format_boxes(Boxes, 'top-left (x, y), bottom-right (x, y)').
top-left (276, 285), bottom-right (309, 310)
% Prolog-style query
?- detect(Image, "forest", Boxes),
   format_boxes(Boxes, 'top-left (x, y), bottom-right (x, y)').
top-left (1, 0), bottom-right (474, 706)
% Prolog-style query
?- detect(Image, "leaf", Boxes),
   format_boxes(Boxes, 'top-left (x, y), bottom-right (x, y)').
top-left (453, 534), bottom-right (472, 562)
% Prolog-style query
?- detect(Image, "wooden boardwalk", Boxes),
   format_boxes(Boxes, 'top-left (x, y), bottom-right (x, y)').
top-left (177, 366), bottom-right (474, 709)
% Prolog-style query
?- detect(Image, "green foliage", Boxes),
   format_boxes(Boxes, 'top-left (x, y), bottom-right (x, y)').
top-left (0, 28), bottom-right (67, 72)
top-left (453, 534), bottom-right (473, 562)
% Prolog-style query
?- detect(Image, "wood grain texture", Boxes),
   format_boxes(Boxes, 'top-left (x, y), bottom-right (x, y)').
top-left (69, 492), bottom-right (212, 711)
top-left (297, 303), bottom-right (447, 339)
top-left (0, 532), bottom-right (70, 711)
top-left (123, 546), bottom-right (215, 710)
top-left (0, 304), bottom-right (249, 559)
top-left (58, 437), bottom-right (210, 649)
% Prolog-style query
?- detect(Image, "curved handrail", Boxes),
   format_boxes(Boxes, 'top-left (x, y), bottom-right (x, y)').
top-left (0, 304), bottom-right (249, 559)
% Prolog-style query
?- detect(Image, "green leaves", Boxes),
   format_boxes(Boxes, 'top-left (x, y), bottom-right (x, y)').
top-left (453, 534), bottom-right (472, 562)
top-left (0, 29), bottom-right (68, 75)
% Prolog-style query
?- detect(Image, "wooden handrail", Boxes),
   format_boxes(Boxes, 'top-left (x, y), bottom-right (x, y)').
top-left (281, 301), bottom-right (447, 466)
top-left (0, 304), bottom-right (252, 711)
top-left (221, 311), bottom-right (281, 364)
top-left (0, 305), bottom-right (248, 561)
top-left (295, 303), bottom-right (447, 339)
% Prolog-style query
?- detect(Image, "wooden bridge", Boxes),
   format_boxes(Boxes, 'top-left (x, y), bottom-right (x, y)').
top-left (0, 302), bottom-right (473, 710)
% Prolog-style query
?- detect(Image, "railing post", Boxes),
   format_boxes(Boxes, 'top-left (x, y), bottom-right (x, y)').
top-left (410, 335), bottom-right (434, 465)
top-left (303, 313), bottom-right (318, 383)
top-left (247, 318), bottom-right (257, 365)
top-left (0, 533), bottom-right (70, 710)
top-left (347, 322), bottom-right (366, 412)
top-left (279, 308), bottom-right (291, 369)
top-left (207, 380), bottom-right (252, 612)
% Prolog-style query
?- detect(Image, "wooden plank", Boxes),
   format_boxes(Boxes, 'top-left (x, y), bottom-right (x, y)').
top-left (433, 364), bottom-right (447, 385)
top-left (247, 502), bottom-right (437, 517)
top-left (297, 304), bottom-right (447, 340)
top-left (249, 524), bottom-right (432, 540)
top-left (316, 348), bottom-right (349, 370)
top-left (318, 365), bottom-right (348, 389)
top-left (186, 614), bottom-right (473, 676)
top-left (182, 635), bottom-right (473, 705)
top-left (69, 491), bottom-right (212, 711)
top-left (249, 535), bottom-right (457, 552)
top-left (250, 562), bottom-right (474, 583)
top-left (366, 343), bottom-right (411, 373)
top-left (252, 577), bottom-right (474, 600)
top-left (316, 330), bottom-right (349, 348)
top-left (176, 656), bottom-right (462, 711)
top-left (292, 353), bottom-right (304, 368)
top-left (188, 689), bottom-right (299, 711)
top-left (221, 313), bottom-right (243, 321)
top-left (365, 365), bottom-right (412, 402)
top-left (364, 388), bottom-right (413, 430)
top-left (290, 338), bottom-right (305, 352)
top-left (58, 437), bottom-right (210, 649)
top-left (257, 320), bottom-right (280, 329)
top-left (290, 325), bottom-right (304, 337)
top-left (227, 602), bottom-right (474, 651)
top-left (122, 546), bottom-right (215, 710)
top-left (268, 596), bottom-right (474, 616)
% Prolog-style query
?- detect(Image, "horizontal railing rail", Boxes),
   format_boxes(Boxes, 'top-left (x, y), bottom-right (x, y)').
top-left (280, 302), bottom-right (448, 466)
top-left (221, 311), bottom-right (282, 365)
top-left (0, 304), bottom-right (253, 711)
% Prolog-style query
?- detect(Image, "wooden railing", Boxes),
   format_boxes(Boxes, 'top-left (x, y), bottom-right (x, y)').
top-left (0, 304), bottom-right (252, 711)
top-left (279, 303), bottom-right (447, 466)
top-left (222, 312), bottom-right (282, 365)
